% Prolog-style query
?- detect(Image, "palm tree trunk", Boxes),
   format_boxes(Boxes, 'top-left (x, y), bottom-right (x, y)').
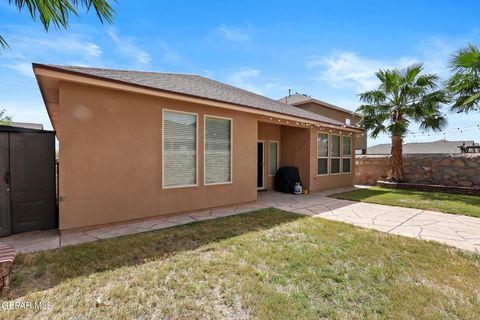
top-left (387, 135), bottom-right (404, 182)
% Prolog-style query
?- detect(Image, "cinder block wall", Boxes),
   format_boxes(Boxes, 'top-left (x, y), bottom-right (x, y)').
top-left (355, 154), bottom-right (480, 188)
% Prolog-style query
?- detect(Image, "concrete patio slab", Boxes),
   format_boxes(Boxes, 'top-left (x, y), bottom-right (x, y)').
top-left (2, 186), bottom-right (479, 254)
top-left (2, 230), bottom-right (60, 253)
top-left (256, 189), bottom-right (480, 253)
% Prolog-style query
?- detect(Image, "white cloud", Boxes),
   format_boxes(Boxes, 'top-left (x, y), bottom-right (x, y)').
top-left (307, 37), bottom-right (477, 93)
top-left (306, 36), bottom-right (479, 146)
top-left (202, 69), bottom-right (214, 77)
top-left (66, 62), bottom-right (95, 68)
top-left (157, 41), bottom-right (181, 63)
top-left (216, 24), bottom-right (252, 42)
top-left (16, 35), bottom-right (102, 57)
top-left (83, 43), bottom-right (103, 57)
top-left (1, 32), bottom-right (103, 76)
top-left (416, 38), bottom-right (459, 78)
top-left (107, 29), bottom-right (151, 64)
top-left (4, 62), bottom-right (33, 77)
top-left (226, 68), bottom-right (288, 96)
top-left (307, 51), bottom-right (419, 92)
top-left (227, 68), bottom-right (263, 93)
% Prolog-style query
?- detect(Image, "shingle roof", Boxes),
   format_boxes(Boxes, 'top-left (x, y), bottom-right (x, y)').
top-left (278, 93), bottom-right (356, 115)
top-left (368, 140), bottom-right (477, 154)
top-left (278, 93), bottom-right (312, 104)
top-left (39, 64), bottom-right (346, 126)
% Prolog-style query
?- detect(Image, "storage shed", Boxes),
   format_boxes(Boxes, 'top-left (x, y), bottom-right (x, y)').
top-left (0, 125), bottom-right (56, 236)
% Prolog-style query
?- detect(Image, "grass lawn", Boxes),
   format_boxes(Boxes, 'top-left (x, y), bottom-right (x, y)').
top-left (330, 187), bottom-right (480, 218)
top-left (1, 208), bottom-right (479, 319)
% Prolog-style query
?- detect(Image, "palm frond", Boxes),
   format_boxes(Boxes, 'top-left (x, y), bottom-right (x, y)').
top-left (84, 0), bottom-right (115, 24)
top-left (449, 92), bottom-right (480, 113)
top-left (405, 90), bottom-right (449, 122)
top-left (405, 63), bottom-right (423, 83)
top-left (369, 125), bottom-right (387, 139)
top-left (379, 69), bottom-right (400, 95)
top-left (387, 119), bottom-right (410, 136)
top-left (447, 55), bottom-right (480, 113)
top-left (449, 44), bottom-right (480, 73)
top-left (357, 103), bottom-right (392, 139)
top-left (7, 0), bottom-right (115, 31)
top-left (0, 36), bottom-right (9, 50)
top-left (415, 74), bottom-right (439, 90)
top-left (462, 91), bottom-right (480, 106)
top-left (357, 90), bottom-right (387, 105)
top-left (419, 113), bottom-right (447, 132)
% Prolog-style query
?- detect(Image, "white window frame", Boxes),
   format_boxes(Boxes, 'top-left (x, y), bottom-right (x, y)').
top-left (204, 115), bottom-right (233, 186)
top-left (268, 141), bottom-right (279, 177)
top-left (317, 132), bottom-right (329, 176)
top-left (342, 135), bottom-right (352, 174)
top-left (162, 108), bottom-right (199, 189)
top-left (330, 133), bottom-right (341, 175)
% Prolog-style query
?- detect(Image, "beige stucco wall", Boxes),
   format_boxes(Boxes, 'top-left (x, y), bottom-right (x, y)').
top-left (58, 82), bottom-right (258, 230)
top-left (280, 126), bottom-right (311, 190)
top-left (258, 122), bottom-right (281, 190)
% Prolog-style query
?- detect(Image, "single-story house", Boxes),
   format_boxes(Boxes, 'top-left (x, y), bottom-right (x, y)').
top-left (33, 64), bottom-right (364, 231)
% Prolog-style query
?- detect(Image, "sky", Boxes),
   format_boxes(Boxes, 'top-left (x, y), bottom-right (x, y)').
top-left (1, 0), bottom-right (480, 146)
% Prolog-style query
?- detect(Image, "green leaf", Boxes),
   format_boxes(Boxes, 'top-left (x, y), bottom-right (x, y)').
top-left (7, 0), bottom-right (115, 32)
top-left (447, 51), bottom-right (480, 113)
top-left (459, 91), bottom-right (480, 106)
top-left (0, 36), bottom-right (9, 50)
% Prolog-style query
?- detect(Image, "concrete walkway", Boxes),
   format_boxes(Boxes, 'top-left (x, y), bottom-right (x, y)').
top-left (2, 187), bottom-right (480, 254)
top-left (258, 190), bottom-right (480, 253)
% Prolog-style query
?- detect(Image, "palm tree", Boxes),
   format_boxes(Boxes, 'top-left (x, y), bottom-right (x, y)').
top-left (1, 0), bottom-right (115, 50)
top-left (447, 44), bottom-right (480, 113)
top-left (357, 64), bottom-right (449, 182)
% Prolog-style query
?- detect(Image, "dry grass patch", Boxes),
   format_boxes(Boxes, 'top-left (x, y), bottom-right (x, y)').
top-left (1, 208), bottom-right (479, 319)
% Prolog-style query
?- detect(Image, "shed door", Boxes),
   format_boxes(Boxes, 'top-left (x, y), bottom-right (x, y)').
top-left (0, 133), bottom-right (10, 236)
top-left (10, 132), bottom-right (56, 233)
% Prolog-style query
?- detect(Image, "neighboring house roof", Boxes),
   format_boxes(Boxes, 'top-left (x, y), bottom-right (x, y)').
top-left (11, 122), bottom-right (44, 130)
top-left (368, 140), bottom-right (476, 154)
top-left (35, 64), bottom-right (351, 127)
top-left (278, 93), bottom-right (357, 116)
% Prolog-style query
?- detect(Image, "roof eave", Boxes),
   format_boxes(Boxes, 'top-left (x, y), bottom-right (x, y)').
top-left (291, 98), bottom-right (361, 117)
top-left (33, 63), bottom-right (364, 132)
top-left (33, 64), bottom-right (59, 136)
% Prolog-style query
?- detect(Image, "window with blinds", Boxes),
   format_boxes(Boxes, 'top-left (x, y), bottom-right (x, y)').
top-left (342, 135), bottom-right (352, 173)
top-left (205, 116), bottom-right (232, 184)
top-left (331, 135), bottom-right (341, 174)
top-left (163, 110), bottom-right (197, 188)
top-left (268, 141), bottom-right (278, 176)
top-left (317, 132), bottom-right (329, 175)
